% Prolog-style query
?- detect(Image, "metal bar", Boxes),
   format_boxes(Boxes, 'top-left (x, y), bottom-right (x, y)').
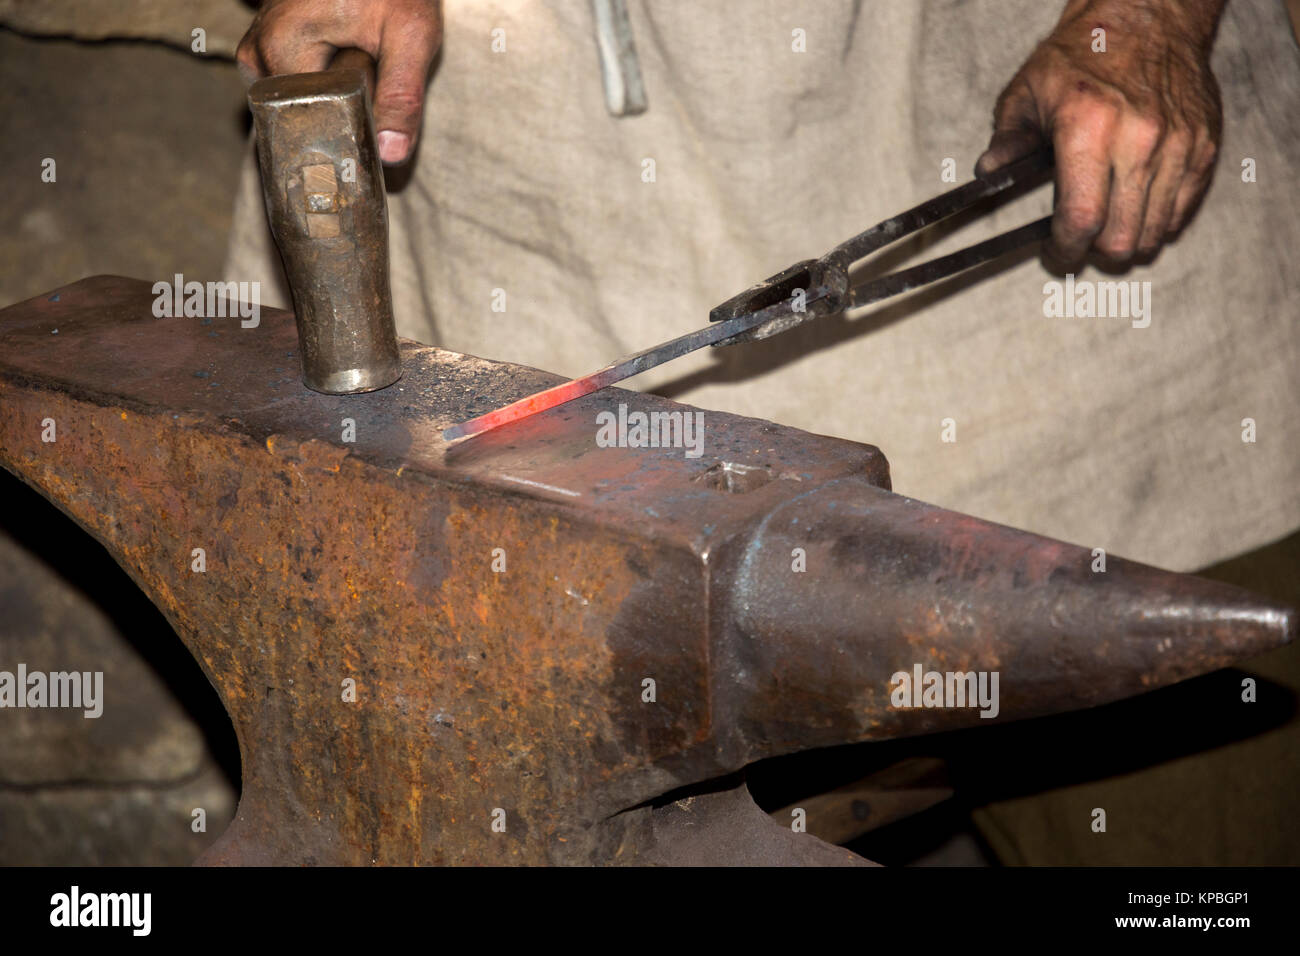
top-left (441, 285), bottom-right (836, 441)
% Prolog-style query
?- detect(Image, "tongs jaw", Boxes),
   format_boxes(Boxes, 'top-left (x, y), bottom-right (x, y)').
top-left (708, 258), bottom-right (848, 346)
top-left (710, 148), bottom-right (1054, 347)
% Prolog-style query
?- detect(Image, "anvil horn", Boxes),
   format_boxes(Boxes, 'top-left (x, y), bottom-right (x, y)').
top-left (711, 480), bottom-right (1292, 765)
top-left (0, 277), bottom-right (1291, 865)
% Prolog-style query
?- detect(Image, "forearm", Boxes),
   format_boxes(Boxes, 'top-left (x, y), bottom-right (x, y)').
top-left (1056, 0), bottom-right (1227, 54)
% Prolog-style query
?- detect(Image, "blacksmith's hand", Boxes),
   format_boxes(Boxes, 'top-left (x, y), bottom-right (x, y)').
top-left (237, 0), bottom-right (442, 166)
top-left (977, 0), bottom-right (1224, 265)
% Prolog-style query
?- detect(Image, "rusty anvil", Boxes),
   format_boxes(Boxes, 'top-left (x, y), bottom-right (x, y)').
top-left (0, 275), bottom-right (1293, 865)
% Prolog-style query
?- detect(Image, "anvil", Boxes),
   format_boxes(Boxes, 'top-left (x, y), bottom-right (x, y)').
top-left (0, 276), bottom-right (1291, 865)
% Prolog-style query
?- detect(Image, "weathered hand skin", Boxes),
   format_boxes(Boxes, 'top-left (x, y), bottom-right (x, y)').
top-left (979, 0), bottom-right (1225, 264)
top-left (236, 0), bottom-right (443, 165)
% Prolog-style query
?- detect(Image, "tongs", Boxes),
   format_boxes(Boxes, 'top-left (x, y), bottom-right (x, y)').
top-left (444, 149), bottom-right (1053, 441)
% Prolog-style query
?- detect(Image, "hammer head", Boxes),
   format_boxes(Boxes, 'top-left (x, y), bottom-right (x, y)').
top-left (248, 65), bottom-right (402, 395)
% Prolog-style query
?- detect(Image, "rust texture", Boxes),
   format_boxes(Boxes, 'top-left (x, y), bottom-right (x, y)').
top-left (0, 276), bottom-right (1291, 865)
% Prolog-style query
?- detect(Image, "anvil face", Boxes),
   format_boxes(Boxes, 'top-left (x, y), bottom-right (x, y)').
top-left (0, 277), bottom-right (1290, 865)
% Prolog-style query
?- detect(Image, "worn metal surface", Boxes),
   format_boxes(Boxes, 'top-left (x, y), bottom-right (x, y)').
top-left (248, 57), bottom-right (401, 395)
top-left (0, 276), bottom-right (1292, 865)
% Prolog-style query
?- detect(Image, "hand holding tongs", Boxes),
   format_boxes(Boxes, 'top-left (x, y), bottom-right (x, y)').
top-left (444, 149), bottom-right (1054, 442)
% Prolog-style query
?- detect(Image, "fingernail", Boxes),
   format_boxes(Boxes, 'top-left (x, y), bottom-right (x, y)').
top-left (377, 130), bottom-right (411, 165)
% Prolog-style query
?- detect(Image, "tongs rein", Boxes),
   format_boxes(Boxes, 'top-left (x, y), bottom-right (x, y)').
top-left (710, 148), bottom-right (1055, 347)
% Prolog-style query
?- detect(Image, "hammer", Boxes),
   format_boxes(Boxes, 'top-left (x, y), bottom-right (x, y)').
top-left (247, 50), bottom-right (401, 395)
